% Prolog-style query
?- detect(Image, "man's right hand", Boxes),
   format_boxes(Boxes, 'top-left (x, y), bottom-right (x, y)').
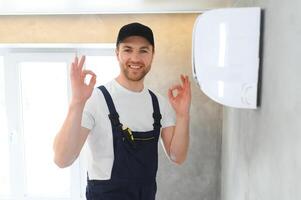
top-left (70, 55), bottom-right (96, 104)
top-left (53, 55), bottom-right (95, 168)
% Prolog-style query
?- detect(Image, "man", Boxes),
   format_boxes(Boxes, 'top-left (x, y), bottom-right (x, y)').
top-left (53, 22), bottom-right (191, 200)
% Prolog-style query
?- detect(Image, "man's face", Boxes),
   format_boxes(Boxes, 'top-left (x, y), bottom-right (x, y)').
top-left (116, 36), bottom-right (154, 82)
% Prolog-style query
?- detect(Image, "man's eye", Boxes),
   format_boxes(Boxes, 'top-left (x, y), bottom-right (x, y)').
top-left (140, 50), bottom-right (149, 53)
top-left (123, 49), bottom-right (131, 52)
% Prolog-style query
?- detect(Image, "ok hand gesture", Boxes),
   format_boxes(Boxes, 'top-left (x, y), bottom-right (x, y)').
top-left (70, 55), bottom-right (96, 104)
top-left (168, 75), bottom-right (191, 117)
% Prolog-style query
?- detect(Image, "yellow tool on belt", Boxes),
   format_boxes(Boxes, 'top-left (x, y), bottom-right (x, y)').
top-left (122, 126), bottom-right (136, 148)
top-left (123, 126), bottom-right (134, 141)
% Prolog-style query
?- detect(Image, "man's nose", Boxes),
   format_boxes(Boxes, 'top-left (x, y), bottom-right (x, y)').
top-left (130, 52), bottom-right (141, 62)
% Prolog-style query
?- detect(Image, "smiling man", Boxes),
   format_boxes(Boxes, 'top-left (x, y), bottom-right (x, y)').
top-left (53, 22), bottom-right (191, 200)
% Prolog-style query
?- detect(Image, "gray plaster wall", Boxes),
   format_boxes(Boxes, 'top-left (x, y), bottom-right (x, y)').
top-left (222, 0), bottom-right (301, 200)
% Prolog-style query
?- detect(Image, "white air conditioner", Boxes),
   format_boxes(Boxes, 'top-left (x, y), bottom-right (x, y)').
top-left (192, 7), bottom-right (261, 109)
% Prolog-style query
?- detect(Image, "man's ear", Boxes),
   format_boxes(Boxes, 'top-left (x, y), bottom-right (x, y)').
top-left (115, 47), bottom-right (120, 60)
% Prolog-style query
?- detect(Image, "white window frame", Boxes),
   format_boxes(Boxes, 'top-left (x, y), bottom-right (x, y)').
top-left (0, 43), bottom-right (116, 200)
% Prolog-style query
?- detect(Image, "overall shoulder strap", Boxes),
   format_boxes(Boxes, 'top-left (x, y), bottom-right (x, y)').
top-left (98, 86), bottom-right (122, 129)
top-left (148, 90), bottom-right (162, 130)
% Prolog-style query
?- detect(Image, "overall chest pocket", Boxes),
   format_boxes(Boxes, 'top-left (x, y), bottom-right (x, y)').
top-left (121, 127), bottom-right (157, 150)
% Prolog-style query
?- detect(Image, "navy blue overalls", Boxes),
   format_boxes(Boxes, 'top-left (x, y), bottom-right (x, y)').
top-left (86, 85), bottom-right (162, 200)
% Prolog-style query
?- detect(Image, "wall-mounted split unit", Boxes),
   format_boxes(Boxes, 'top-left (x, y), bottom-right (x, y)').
top-left (192, 7), bottom-right (261, 109)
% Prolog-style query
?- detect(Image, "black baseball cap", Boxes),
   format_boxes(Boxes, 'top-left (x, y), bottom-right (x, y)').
top-left (116, 22), bottom-right (154, 47)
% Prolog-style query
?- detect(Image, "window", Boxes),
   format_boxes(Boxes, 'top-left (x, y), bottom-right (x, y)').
top-left (20, 61), bottom-right (70, 197)
top-left (0, 44), bottom-right (119, 200)
top-left (0, 56), bottom-right (10, 198)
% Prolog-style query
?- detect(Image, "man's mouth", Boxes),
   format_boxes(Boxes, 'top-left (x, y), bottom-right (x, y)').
top-left (128, 65), bottom-right (142, 69)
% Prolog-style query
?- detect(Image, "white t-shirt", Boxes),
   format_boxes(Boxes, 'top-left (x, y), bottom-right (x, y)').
top-left (81, 79), bottom-right (176, 180)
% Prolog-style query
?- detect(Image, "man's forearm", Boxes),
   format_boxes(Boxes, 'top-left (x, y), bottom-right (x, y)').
top-left (53, 101), bottom-right (86, 168)
top-left (169, 114), bottom-right (190, 164)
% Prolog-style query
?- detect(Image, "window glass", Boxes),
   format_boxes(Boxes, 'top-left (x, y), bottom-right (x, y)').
top-left (0, 56), bottom-right (10, 197)
top-left (19, 62), bottom-right (70, 197)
